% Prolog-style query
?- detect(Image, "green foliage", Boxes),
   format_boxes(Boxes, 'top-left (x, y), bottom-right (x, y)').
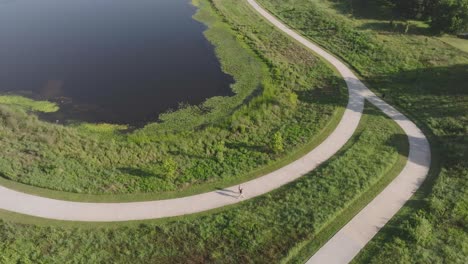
top-left (358, 0), bottom-right (468, 33)
top-left (214, 140), bottom-right (226, 162)
top-left (439, 35), bottom-right (468, 52)
top-left (430, 0), bottom-right (468, 33)
top-left (345, 0), bottom-right (468, 33)
top-left (161, 158), bottom-right (178, 181)
top-left (0, 106), bottom-right (407, 263)
top-left (256, 0), bottom-right (467, 262)
top-left (271, 131), bottom-right (284, 154)
top-left (406, 212), bottom-right (433, 245)
top-left (0, 95), bottom-right (58, 113)
top-left (391, 0), bottom-right (430, 19)
top-left (0, 0), bottom-right (345, 195)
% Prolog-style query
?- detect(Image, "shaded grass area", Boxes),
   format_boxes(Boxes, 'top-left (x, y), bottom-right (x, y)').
top-left (0, 104), bottom-right (408, 263)
top-left (0, 0), bottom-right (346, 195)
top-left (255, 0), bottom-right (468, 262)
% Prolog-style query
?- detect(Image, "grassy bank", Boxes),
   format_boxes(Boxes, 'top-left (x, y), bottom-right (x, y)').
top-left (0, 95), bottom-right (58, 113)
top-left (255, 0), bottom-right (468, 262)
top-left (0, 104), bottom-right (408, 263)
top-left (0, 0), bottom-right (346, 196)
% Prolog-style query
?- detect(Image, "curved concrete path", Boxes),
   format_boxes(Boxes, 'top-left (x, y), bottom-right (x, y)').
top-left (244, 0), bottom-right (431, 263)
top-left (0, 2), bottom-right (429, 262)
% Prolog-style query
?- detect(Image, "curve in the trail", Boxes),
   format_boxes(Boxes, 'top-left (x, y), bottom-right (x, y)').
top-left (0, 3), bottom-right (369, 222)
top-left (243, 0), bottom-right (431, 263)
top-left (0, 7), bottom-right (430, 264)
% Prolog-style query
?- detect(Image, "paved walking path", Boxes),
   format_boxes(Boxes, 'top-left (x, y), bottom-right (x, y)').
top-left (0, 1), bottom-right (430, 262)
top-left (244, 0), bottom-right (431, 263)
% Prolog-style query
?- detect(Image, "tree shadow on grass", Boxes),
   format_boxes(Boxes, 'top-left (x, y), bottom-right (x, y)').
top-left (168, 150), bottom-right (206, 160)
top-left (225, 142), bottom-right (269, 153)
top-left (328, 0), bottom-right (394, 21)
top-left (364, 64), bottom-right (468, 119)
top-left (357, 21), bottom-right (432, 36)
top-left (296, 88), bottom-right (341, 106)
top-left (295, 75), bottom-right (348, 106)
top-left (388, 65), bottom-right (467, 96)
top-left (328, 0), bottom-right (434, 36)
top-left (118, 167), bottom-right (155, 178)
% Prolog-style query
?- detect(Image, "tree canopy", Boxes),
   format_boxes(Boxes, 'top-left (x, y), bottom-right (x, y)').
top-left (352, 0), bottom-right (468, 33)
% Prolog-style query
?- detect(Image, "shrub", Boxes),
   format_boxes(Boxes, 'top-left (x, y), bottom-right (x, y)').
top-left (271, 131), bottom-right (284, 154)
top-left (161, 158), bottom-right (178, 181)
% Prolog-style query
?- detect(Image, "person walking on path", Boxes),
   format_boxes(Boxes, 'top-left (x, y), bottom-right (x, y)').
top-left (238, 185), bottom-right (245, 199)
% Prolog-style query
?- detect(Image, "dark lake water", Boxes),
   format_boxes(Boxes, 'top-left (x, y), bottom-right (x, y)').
top-left (0, 0), bottom-right (234, 125)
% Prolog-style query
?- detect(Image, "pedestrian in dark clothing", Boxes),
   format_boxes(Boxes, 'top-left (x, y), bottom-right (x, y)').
top-left (238, 185), bottom-right (245, 199)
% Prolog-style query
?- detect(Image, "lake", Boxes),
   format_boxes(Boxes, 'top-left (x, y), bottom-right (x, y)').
top-left (0, 0), bottom-right (234, 125)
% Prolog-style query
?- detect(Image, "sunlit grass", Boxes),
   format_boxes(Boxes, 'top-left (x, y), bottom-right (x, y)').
top-left (439, 35), bottom-right (468, 53)
top-left (0, 95), bottom-right (58, 113)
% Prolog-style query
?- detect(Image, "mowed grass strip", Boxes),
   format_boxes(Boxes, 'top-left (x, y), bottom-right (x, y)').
top-left (438, 36), bottom-right (468, 53)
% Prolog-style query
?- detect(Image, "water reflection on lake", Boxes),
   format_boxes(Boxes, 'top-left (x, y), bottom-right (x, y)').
top-left (0, 0), bottom-right (233, 125)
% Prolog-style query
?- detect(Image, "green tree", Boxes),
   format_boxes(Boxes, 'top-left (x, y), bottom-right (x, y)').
top-left (430, 0), bottom-right (468, 33)
top-left (392, 0), bottom-right (428, 19)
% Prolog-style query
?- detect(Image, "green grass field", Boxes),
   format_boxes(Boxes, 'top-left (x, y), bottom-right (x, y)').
top-left (439, 36), bottom-right (468, 53)
top-left (0, 95), bottom-right (58, 113)
top-left (255, 0), bottom-right (468, 262)
top-left (0, 103), bottom-right (408, 263)
top-left (0, 0), bottom-right (347, 197)
top-left (0, 0), bottom-right (465, 262)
